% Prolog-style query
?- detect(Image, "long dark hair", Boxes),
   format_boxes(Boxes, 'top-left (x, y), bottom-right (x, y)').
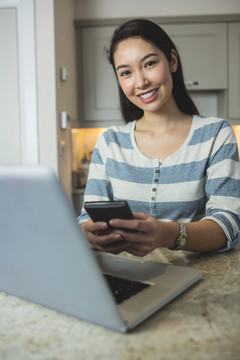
top-left (106, 19), bottom-right (199, 123)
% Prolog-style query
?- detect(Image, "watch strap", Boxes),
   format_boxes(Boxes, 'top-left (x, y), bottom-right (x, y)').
top-left (172, 222), bottom-right (188, 250)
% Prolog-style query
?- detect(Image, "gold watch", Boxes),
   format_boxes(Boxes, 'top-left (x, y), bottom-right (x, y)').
top-left (173, 222), bottom-right (188, 250)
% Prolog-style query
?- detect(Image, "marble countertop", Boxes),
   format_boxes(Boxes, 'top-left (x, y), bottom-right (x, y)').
top-left (0, 244), bottom-right (239, 360)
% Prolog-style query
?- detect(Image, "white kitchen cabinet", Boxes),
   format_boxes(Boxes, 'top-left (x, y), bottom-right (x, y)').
top-left (80, 26), bottom-right (122, 125)
top-left (162, 23), bottom-right (227, 91)
top-left (228, 23), bottom-right (240, 120)
top-left (78, 22), bottom-right (227, 124)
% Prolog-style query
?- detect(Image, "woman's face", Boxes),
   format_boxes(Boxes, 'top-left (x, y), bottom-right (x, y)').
top-left (113, 37), bottom-right (178, 115)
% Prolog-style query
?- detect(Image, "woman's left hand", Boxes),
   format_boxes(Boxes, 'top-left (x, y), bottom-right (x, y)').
top-left (109, 212), bottom-right (173, 257)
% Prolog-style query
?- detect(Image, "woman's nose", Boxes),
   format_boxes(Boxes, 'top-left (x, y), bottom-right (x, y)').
top-left (135, 71), bottom-right (150, 89)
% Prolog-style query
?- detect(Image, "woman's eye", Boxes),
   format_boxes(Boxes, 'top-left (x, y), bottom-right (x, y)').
top-left (120, 70), bottom-right (130, 77)
top-left (146, 61), bottom-right (156, 68)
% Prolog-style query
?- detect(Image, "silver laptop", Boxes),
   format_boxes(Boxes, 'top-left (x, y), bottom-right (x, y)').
top-left (0, 166), bottom-right (202, 332)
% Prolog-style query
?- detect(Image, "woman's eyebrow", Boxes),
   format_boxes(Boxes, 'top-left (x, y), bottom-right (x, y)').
top-left (141, 53), bottom-right (158, 62)
top-left (116, 53), bottom-right (159, 72)
top-left (116, 64), bottom-right (129, 71)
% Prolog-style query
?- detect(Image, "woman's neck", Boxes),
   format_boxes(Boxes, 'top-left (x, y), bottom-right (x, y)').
top-left (137, 107), bottom-right (190, 134)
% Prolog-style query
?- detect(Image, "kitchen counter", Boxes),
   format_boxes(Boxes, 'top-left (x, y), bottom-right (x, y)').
top-left (0, 244), bottom-right (239, 360)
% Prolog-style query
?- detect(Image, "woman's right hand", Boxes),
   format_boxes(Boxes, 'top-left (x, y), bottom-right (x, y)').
top-left (80, 219), bottom-right (130, 254)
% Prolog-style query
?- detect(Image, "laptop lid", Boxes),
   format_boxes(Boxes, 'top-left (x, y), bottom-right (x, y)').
top-left (0, 166), bottom-right (202, 332)
top-left (0, 166), bottom-right (127, 331)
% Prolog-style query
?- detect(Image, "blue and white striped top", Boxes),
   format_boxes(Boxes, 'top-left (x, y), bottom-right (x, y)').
top-left (78, 115), bottom-right (240, 251)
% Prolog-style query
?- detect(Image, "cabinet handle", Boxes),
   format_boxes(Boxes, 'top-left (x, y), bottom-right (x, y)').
top-left (185, 80), bottom-right (199, 86)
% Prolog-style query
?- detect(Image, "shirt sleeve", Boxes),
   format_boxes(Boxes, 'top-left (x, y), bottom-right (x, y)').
top-left (202, 121), bottom-right (240, 251)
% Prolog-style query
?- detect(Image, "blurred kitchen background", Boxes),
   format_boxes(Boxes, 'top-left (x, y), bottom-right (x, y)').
top-left (1, 0), bottom-right (240, 216)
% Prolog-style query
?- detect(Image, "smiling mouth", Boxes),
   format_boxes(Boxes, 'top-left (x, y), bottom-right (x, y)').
top-left (139, 89), bottom-right (158, 100)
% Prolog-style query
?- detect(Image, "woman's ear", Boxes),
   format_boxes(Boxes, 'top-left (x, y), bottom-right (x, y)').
top-left (170, 49), bottom-right (178, 73)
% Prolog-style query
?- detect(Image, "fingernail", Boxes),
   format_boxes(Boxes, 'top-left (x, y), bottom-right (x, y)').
top-left (99, 222), bottom-right (108, 229)
top-left (112, 233), bottom-right (122, 241)
top-left (109, 219), bottom-right (117, 226)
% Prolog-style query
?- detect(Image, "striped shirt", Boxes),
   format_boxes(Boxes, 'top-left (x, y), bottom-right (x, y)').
top-left (78, 115), bottom-right (240, 251)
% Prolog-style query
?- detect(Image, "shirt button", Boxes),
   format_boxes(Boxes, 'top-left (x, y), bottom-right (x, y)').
top-left (152, 188), bottom-right (157, 192)
top-left (155, 169), bottom-right (160, 173)
top-left (151, 197), bottom-right (156, 201)
top-left (154, 179), bottom-right (158, 183)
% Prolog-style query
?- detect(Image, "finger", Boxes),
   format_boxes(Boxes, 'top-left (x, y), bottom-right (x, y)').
top-left (102, 240), bottom-right (130, 254)
top-left (109, 218), bottom-right (140, 232)
top-left (83, 220), bottom-right (108, 232)
top-left (94, 232), bottom-right (124, 246)
top-left (109, 218), bottom-right (151, 236)
top-left (132, 211), bottom-right (148, 220)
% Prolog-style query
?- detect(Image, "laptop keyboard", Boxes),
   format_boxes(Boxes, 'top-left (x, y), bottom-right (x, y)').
top-left (104, 274), bottom-right (151, 304)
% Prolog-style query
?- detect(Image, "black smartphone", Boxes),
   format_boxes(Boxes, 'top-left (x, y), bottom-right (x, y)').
top-left (84, 200), bottom-right (134, 224)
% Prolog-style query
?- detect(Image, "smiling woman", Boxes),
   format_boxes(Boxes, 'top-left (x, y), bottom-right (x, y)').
top-left (78, 19), bottom-right (240, 257)
top-left (106, 19), bottom-right (199, 123)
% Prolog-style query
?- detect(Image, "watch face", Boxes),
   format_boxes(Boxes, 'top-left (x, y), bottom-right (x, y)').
top-left (179, 237), bottom-right (187, 247)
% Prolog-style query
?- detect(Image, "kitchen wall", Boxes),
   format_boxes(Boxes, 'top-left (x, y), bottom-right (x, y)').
top-left (54, 0), bottom-right (78, 199)
top-left (75, 0), bottom-right (240, 19)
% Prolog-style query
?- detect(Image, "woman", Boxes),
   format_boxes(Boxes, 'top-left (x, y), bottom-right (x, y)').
top-left (78, 19), bottom-right (240, 256)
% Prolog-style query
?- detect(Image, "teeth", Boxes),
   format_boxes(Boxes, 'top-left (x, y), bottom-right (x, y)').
top-left (140, 89), bottom-right (157, 99)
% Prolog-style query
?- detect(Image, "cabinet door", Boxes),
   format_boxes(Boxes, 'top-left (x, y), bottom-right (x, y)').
top-left (228, 23), bottom-right (240, 119)
top-left (81, 26), bottom-right (121, 123)
top-left (162, 23), bottom-right (227, 90)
